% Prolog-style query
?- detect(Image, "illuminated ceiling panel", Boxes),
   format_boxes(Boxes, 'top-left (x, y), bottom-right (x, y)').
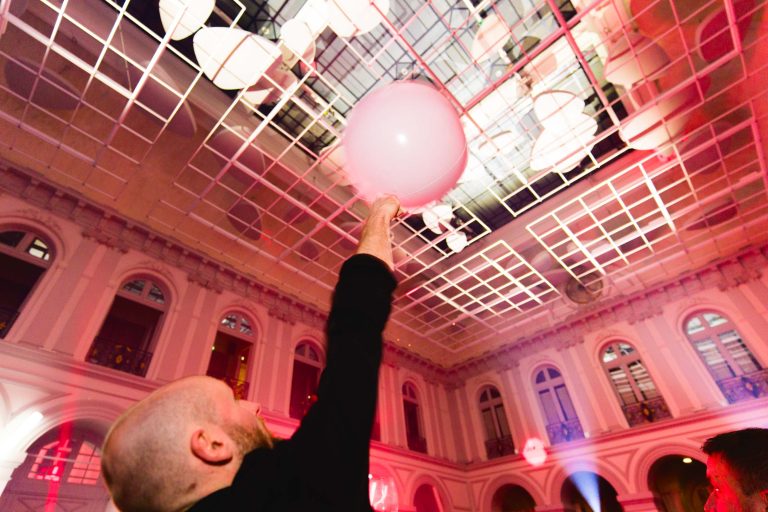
top-left (0, 0), bottom-right (766, 365)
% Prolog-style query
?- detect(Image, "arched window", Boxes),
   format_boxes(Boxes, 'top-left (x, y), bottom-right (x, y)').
top-left (207, 312), bottom-right (255, 399)
top-left (0, 229), bottom-right (53, 338)
top-left (601, 341), bottom-right (672, 426)
top-left (478, 385), bottom-right (514, 458)
top-left (289, 341), bottom-right (324, 419)
top-left (684, 310), bottom-right (766, 403)
top-left (403, 382), bottom-right (427, 453)
top-left (0, 421), bottom-right (110, 510)
top-left (86, 277), bottom-right (169, 377)
top-left (534, 366), bottom-right (584, 444)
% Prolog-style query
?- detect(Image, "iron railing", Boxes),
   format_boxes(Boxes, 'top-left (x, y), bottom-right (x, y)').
top-left (546, 417), bottom-right (585, 445)
top-left (485, 435), bottom-right (515, 459)
top-left (86, 337), bottom-right (153, 377)
top-left (622, 395), bottom-right (672, 427)
top-left (718, 369), bottom-right (768, 403)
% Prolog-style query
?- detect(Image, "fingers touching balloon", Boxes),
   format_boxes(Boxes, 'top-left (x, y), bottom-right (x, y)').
top-left (342, 81), bottom-right (468, 209)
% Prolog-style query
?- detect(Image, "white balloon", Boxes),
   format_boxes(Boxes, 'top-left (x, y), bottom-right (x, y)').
top-left (280, 19), bottom-right (315, 61)
top-left (326, 0), bottom-right (390, 38)
top-left (447, 230), bottom-right (468, 253)
top-left (193, 27), bottom-right (281, 90)
top-left (159, 0), bottom-right (214, 41)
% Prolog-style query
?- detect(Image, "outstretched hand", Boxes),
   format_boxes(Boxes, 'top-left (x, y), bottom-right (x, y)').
top-left (368, 195), bottom-right (401, 223)
top-left (356, 195), bottom-right (401, 271)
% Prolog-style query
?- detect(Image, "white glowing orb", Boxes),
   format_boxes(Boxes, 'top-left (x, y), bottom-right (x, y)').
top-left (194, 27), bottom-right (281, 90)
top-left (159, 0), bottom-right (214, 40)
top-left (523, 437), bottom-right (547, 466)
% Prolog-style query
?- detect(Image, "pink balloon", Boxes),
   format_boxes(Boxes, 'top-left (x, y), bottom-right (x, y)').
top-left (342, 81), bottom-right (467, 208)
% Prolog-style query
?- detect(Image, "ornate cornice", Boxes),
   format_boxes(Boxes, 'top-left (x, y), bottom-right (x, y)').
top-left (4, 164), bottom-right (768, 389)
top-left (0, 166), bottom-right (330, 331)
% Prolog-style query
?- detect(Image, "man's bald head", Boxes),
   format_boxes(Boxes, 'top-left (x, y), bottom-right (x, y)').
top-left (102, 376), bottom-right (271, 512)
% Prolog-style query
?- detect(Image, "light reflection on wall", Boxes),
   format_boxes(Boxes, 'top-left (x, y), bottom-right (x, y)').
top-left (369, 473), bottom-right (398, 511)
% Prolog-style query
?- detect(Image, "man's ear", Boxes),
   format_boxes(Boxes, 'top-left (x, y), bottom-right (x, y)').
top-left (190, 427), bottom-right (234, 465)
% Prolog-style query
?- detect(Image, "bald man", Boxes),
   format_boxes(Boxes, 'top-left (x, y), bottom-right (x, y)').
top-left (101, 195), bottom-right (401, 512)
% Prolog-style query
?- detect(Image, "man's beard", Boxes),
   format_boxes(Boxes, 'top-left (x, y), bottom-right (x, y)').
top-left (225, 417), bottom-right (275, 455)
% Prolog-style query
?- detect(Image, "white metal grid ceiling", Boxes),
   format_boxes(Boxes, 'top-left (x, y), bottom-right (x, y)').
top-left (0, 0), bottom-right (766, 365)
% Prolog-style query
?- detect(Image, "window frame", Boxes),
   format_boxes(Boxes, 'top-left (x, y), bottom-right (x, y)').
top-left (478, 385), bottom-right (511, 441)
top-left (684, 310), bottom-right (761, 379)
top-left (600, 341), bottom-right (659, 406)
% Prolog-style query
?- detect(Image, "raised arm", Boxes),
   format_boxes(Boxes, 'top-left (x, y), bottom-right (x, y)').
top-left (355, 195), bottom-right (400, 270)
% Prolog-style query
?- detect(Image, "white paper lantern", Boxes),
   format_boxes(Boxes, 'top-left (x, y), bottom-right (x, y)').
top-left (280, 19), bottom-right (315, 61)
top-left (159, 0), bottom-right (214, 40)
top-left (530, 91), bottom-right (598, 172)
top-left (193, 27), bottom-right (281, 90)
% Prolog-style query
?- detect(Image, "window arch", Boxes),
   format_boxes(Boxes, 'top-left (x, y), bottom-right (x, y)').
top-left (478, 385), bottom-right (514, 458)
top-left (289, 340), bottom-right (324, 419)
top-left (86, 276), bottom-right (170, 377)
top-left (0, 421), bottom-right (110, 510)
top-left (0, 229), bottom-right (54, 338)
top-left (684, 310), bottom-right (766, 403)
top-left (601, 341), bottom-right (672, 426)
top-left (533, 366), bottom-right (584, 444)
top-left (403, 382), bottom-right (427, 453)
top-left (207, 311), bottom-right (256, 399)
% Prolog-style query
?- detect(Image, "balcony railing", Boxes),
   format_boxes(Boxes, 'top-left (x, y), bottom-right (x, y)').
top-left (546, 418), bottom-right (585, 445)
top-left (485, 435), bottom-right (515, 459)
top-left (0, 306), bottom-right (19, 338)
top-left (718, 369), bottom-right (768, 403)
top-left (622, 395), bottom-right (672, 427)
top-left (407, 435), bottom-right (428, 454)
top-left (86, 337), bottom-right (153, 377)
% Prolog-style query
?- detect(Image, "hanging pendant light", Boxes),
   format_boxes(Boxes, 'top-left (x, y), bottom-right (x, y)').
top-left (159, 0), bottom-right (214, 40)
top-left (193, 27), bottom-right (281, 90)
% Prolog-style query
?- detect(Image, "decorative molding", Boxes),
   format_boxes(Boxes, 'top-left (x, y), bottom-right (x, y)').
top-left (0, 165), bottom-right (330, 332)
top-left (9, 208), bottom-right (63, 235)
top-left (4, 163), bottom-right (768, 391)
top-left (448, 245), bottom-right (768, 381)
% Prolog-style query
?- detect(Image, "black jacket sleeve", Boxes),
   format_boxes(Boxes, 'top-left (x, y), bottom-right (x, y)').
top-left (281, 254), bottom-right (397, 510)
top-left (189, 254), bottom-right (396, 512)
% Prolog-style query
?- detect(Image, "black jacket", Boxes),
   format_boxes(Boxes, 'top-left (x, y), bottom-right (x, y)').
top-left (190, 254), bottom-right (397, 511)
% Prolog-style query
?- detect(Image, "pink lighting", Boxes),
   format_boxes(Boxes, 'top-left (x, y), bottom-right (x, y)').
top-left (522, 437), bottom-right (547, 466)
top-left (342, 81), bottom-right (467, 208)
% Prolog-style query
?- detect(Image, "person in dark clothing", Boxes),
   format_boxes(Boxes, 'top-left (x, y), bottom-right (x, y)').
top-left (702, 427), bottom-right (768, 512)
top-left (101, 195), bottom-right (401, 512)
